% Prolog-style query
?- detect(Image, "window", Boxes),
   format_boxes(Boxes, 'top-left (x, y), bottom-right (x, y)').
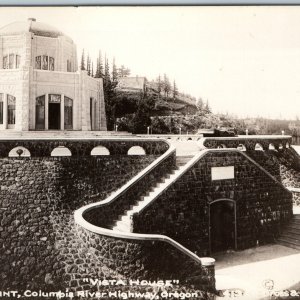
top-left (42, 55), bottom-right (48, 70)
top-left (35, 55), bottom-right (54, 71)
top-left (49, 94), bottom-right (61, 103)
top-left (16, 55), bottom-right (21, 68)
top-left (3, 54), bottom-right (21, 69)
top-left (7, 95), bottom-right (16, 125)
top-left (64, 97), bottom-right (73, 129)
top-left (3, 56), bottom-right (8, 69)
top-left (0, 94), bottom-right (3, 124)
top-left (35, 56), bottom-right (41, 69)
top-left (36, 95), bottom-right (45, 130)
top-left (49, 57), bottom-right (54, 71)
top-left (9, 54), bottom-right (14, 69)
top-left (67, 60), bottom-right (72, 72)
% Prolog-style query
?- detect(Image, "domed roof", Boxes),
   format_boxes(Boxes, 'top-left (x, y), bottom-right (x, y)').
top-left (0, 18), bottom-right (69, 39)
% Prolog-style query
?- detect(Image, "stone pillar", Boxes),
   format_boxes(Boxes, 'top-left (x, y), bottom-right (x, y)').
top-left (20, 33), bottom-right (32, 131)
top-left (200, 257), bottom-right (216, 291)
top-left (3, 93), bottom-right (7, 129)
top-left (61, 94), bottom-right (65, 130)
top-left (45, 94), bottom-right (49, 130)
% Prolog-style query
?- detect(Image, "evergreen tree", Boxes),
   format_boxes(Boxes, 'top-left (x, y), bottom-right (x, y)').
top-left (112, 57), bottom-right (118, 82)
top-left (196, 97), bottom-right (204, 111)
top-left (205, 100), bottom-right (212, 114)
top-left (95, 50), bottom-right (104, 78)
top-left (163, 74), bottom-right (171, 98)
top-left (86, 54), bottom-right (91, 76)
top-left (91, 62), bottom-right (94, 77)
top-left (118, 65), bottom-right (131, 77)
top-left (103, 56), bottom-right (117, 130)
top-left (156, 74), bottom-right (162, 99)
top-left (80, 49), bottom-right (85, 71)
top-left (172, 80), bottom-right (178, 101)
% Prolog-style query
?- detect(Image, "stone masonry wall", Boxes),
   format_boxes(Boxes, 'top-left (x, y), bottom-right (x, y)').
top-left (133, 151), bottom-right (293, 255)
top-left (0, 155), bottom-right (156, 291)
top-left (83, 152), bottom-right (176, 228)
top-left (76, 225), bottom-right (216, 294)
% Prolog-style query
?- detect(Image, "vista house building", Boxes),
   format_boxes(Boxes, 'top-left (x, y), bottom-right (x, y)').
top-left (0, 18), bottom-right (107, 131)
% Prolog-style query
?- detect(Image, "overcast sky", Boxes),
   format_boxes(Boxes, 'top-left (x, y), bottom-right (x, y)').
top-left (0, 6), bottom-right (299, 120)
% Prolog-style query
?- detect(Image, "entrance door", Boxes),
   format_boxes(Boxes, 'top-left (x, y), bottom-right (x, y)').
top-left (210, 200), bottom-right (236, 253)
top-left (48, 103), bottom-right (61, 130)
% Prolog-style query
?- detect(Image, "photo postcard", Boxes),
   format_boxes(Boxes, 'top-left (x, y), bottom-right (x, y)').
top-left (0, 5), bottom-right (300, 300)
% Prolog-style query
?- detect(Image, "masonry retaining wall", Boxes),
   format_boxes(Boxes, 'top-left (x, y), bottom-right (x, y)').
top-left (0, 155), bottom-right (157, 290)
top-left (132, 150), bottom-right (293, 255)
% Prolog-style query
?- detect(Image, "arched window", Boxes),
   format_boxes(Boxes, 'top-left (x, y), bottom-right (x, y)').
top-left (0, 93), bottom-right (3, 125)
top-left (269, 143), bottom-right (275, 150)
top-left (127, 146), bottom-right (146, 155)
top-left (255, 143), bottom-right (264, 151)
top-left (51, 146), bottom-right (72, 157)
top-left (237, 144), bottom-right (246, 151)
top-left (64, 97), bottom-right (73, 130)
top-left (7, 95), bottom-right (16, 125)
top-left (91, 146), bottom-right (110, 156)
top-left (9, 146), bottom-right (31, 157)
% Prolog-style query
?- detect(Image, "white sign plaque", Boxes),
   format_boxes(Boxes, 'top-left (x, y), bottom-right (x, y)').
top-left (211, 166), bottom-right (234, 180)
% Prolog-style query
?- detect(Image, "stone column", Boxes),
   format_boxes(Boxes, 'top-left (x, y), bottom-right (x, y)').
top-left (45, 94), bottom-right (49, 130)
top-left (3, 93), bottom-right (7, 129)
top-left (61, 94), bottom-right (65, 130)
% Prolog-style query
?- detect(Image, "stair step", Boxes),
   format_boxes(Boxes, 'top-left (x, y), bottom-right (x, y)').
top-left (283, 229), bottom-right (300, 237)
top-left (277, 239), bottom-right (300, 250)
top-left (280, 233), bottom-right (300, 242)
top-left (284, 224), bottom-right (300, 230)
top-left (277, 235), bottom-right (300, 245)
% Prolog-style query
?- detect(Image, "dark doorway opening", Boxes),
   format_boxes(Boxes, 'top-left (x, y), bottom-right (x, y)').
top-left (210, 200), bottom-right (236, 253)
top-left (49, 103), bottom-right (61, 130)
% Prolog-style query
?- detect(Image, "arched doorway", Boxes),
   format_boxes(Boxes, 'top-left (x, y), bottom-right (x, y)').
top-left (209, 199), bottom-right (236, 253)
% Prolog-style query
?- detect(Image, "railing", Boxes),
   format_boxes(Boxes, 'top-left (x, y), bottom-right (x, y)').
top-left (200, 135), bottom-right (292, 150)
top-left (80, 143), bottom-right (176, 228)
top-left (0, 137), bottom-right (169, 157)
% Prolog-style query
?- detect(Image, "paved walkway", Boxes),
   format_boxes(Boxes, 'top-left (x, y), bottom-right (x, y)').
top-left (215, 206), bottom-right (300, 300)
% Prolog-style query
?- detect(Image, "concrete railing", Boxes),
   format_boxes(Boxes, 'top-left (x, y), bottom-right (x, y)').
top-left (0, 137), bottom-right (169, 157)
top-left (200, 135), bottom-right (292, 151)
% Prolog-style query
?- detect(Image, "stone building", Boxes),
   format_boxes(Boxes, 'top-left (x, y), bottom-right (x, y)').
top-left (116, 76), bottom-right (147, 93)
top-left (0, 18), bottom-right (107, 131)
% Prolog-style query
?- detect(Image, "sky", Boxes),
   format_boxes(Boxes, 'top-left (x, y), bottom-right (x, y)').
top-left (0, 6), bottom-right (299, 120)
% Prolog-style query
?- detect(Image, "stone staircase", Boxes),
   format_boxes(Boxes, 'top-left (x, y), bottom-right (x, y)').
top-left (277, 215), bottom-right (300, 250)
top-left (112, 155), bottom-right (193, 232)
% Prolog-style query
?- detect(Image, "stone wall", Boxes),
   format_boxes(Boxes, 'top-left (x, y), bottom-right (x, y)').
top-left (133, 150), bottom-right (293, 255)
top-left (83, 151), bottom-right (176, 228)
top-left (0, 155), bottom-right (156, 291)
top-left (75, 225), bottom-right (216, 294)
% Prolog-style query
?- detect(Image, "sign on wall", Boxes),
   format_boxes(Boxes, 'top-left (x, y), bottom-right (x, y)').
top-left (211, 166), bottom-right (235, 180)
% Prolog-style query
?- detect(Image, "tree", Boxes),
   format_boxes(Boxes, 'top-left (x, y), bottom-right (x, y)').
top-left (172, 80), bottom-right (178, 101)
top-left (86, 53), bottom-right (91, 76)
top-left (204, 100), bottom-right (212, 114)
top-left (80, 49), bottom-right (85, 71)
top-left (196, 97), bottom-right (204, 112)
top-left (103, 56), bottom-right (117, 130)
top-left (156, 74), bottom-right (162, 99)
top-left (117, 65), bottom-right (131, 77)
top-left (112, 57), bottom-right (118, 82)
top-left (95, 51), bottom-right (104, 78)
top-left (163, 74), bottom-right (171, 98)
top-left (91, 62), bottom-right (94, 77)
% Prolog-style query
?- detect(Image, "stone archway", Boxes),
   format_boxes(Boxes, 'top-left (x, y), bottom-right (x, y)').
top-left (209, 199), bottom-right (237, 253)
